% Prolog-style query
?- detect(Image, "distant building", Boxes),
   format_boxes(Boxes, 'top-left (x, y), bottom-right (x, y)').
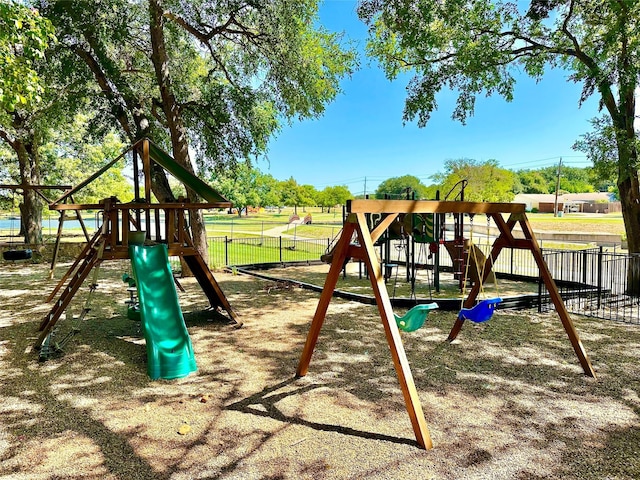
top-left (514, 192), bottom-right (620, 214)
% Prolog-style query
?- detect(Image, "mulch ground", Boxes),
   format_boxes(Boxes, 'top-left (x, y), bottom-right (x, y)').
top-left (0, 260), bottom-right (639, 479)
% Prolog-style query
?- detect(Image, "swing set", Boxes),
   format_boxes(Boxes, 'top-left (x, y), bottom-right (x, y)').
top-left (296, 199), bottom-right (595, 450)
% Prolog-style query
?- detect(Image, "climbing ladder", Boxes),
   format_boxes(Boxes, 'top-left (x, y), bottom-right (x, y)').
top-left (37, 234), bottom-right (105, 347)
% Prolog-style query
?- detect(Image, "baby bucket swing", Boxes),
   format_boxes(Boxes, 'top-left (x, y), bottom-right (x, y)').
top-left (457, 214), bottom-right (501, 323)
top-left (390, 215), bottom-right (438, 332)
top-left (3, 190), bottom-right (33, 261)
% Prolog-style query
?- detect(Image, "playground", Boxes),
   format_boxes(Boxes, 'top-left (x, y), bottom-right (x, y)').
top-left (0, 141), bottom-right (638, 477)
top-left (1, 259), bottom-right (639, 479)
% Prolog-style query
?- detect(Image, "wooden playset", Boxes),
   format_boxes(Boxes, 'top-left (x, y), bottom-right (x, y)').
top-left (36, 138), bottom-right (239, 350)
top-left (296, 198), bottom-right (595, 449)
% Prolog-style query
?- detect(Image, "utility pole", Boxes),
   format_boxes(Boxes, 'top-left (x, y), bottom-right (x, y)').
top-left (364, 177), bottom-right (367, 197)
top-left (554, 158), bottom-right (562, 217)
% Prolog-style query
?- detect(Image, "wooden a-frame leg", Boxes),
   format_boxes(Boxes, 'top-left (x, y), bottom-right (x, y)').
top-left (354, 213), bottom-right (433, 449)
top-left (297, 214), bottom-right (433, 448)
top-left (296, 221), bottom-right (356, 377)
top-left (447, 317), bottom-right (466, 342)
top-left (519, 215), bottom-right (596, 378)
top-left (447, 213), bottom-right (513, 342)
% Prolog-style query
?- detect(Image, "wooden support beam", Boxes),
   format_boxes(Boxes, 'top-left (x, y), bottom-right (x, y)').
top-left (0, 184), bottom-right (72, 190)
top-left (297, 220), bottom-right (357, 377)
top-left (297, 214), bottom-right (433, 449)
top-left (348, 199), bottom-right (525, 215)
top-left (50, 147), bottom-right (133, 205)
top-left (353, 212), bottom-right (432, 449)
top-left (369, 213), bottom-right (400, 244)
top-left (143, 139), bottom-right (152, 203)
top-left (518, 214), bottom-right (596, 378)
top-left (49, 201), bottom-right (232, 211)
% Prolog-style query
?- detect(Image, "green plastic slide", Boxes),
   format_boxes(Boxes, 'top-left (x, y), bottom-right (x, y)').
top-left (128, 244), bottom-right (197, 380)
top-left (147, 142), bottom-right (229, 204)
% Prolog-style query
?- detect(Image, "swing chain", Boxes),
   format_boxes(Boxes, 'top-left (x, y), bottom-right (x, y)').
top-left (486, 214), bottom-right (491, 246)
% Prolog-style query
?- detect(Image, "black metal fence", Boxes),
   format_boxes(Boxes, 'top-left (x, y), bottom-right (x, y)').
top-left (207, 235), bottom-right (331, 268)
top-left (200, 234), bottom-right (640, 325)
top-left (540, 248), bottom-right (640, 324)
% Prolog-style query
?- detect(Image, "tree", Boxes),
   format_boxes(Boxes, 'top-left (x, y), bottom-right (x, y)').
top-left (374, 174), bottom-right (430, 199)
top-left (38, 116), bottom-right (131, 203)
top-left (574, 115), bottom-right (624, 197)
top-left (298, 184), bottom-right (319, 212)
top-left (517, 164), bottom-right (602, 194)
top-left (38, 0), bottom-right (355, 261)
top-left (432, 159), bottom-right (517, 202)
top-left (279, 177), bottom-right (302, 214)
top-left (0, 2), bottom-right (56, 244)
top-left (318, 185), bottom-right (352, 212)
top-left (359, 0), bottom-right (640, 283)
top-left (209, 162), bottom-right (260, 217)
top-left (254, 172), bottom-right (282, 208)
top-left (0, 2), bottom-right (54, 112)
top-left (517, 169), bottom-right (550, 194)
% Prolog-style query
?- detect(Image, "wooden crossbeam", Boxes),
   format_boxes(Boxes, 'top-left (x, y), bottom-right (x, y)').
top-left (348, 199), bottom-right (525, 215)
top-left (0, 184), bottom-right (71, 190)
top-left (49, 201), bottom-right (231, 211)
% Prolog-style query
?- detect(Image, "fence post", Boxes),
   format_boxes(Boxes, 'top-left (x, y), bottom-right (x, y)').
top-left (597, 246), bottom-right (603, 310)
top-left (225, 235), bottom-right (229, 266)
top-left (279, 236), bottom-right (283, 263)
top-left (510, 248), bottom-right (514, 275)
top-left (537, 249), bottom-right (543, 313)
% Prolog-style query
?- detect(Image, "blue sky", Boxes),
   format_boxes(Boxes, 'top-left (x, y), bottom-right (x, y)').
top-left (255, 0), bottom-right (602, 196)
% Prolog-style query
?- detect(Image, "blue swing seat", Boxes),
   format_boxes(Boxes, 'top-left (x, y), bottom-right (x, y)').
top-left (394, 302), bottom-right (439, 332)
top-left (458, 297), bottom-right (502, 323)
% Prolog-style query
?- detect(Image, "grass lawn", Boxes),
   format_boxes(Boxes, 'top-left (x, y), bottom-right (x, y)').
top-left (526, 212), bottom-right (625, 236)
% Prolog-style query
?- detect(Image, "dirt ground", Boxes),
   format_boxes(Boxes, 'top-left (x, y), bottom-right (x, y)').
top-left (1, 260), bottom-right (639, 479)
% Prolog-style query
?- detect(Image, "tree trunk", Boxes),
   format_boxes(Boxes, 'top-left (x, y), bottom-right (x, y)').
top-left (149, 0), bottom-right (208, 274)
top-left (614, 101), bottom-right (640, 294)
top-left (14, 136), bottom-right (42, 245)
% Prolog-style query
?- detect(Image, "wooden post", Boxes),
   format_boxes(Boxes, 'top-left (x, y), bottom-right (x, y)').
top-left (353, 213), bottom-right (432, 449)
top-left (142, 139), bottom-right (152, 231)
top-left (297, 219), bottom-right (356, 376)
top-left (518, 214), bottom-right (596, 378)
top-left (297, 213), bottom-right (433, 449)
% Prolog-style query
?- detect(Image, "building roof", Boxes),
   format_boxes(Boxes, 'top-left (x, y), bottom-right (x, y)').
top-left (514, 192), bottom-right (614, 204)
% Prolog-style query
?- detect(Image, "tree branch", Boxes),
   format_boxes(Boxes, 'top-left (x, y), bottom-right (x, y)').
top-left (71, 43), bottom-right (134, 139)
top-left (558, 0), bottom-right (618, 119)
top-left (0, 127), bottom-right (16, 150)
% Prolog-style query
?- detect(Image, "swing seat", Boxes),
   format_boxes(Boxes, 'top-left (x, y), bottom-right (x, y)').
top-left (394, 303), bottom-right (439, 332)
top-left (3, 249), bottom-right (33, 261)
top-left (458, 297), bottom-right (502, 323)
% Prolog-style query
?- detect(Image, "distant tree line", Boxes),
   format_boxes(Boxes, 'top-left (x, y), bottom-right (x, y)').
top-left (370, 159), bottom-right (616, 202)
top-left (207, 164), bottom-right (352, 217)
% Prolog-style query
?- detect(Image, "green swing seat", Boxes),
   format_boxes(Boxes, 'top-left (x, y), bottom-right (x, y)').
top-left (394, 302), bottom-right (439, 332)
